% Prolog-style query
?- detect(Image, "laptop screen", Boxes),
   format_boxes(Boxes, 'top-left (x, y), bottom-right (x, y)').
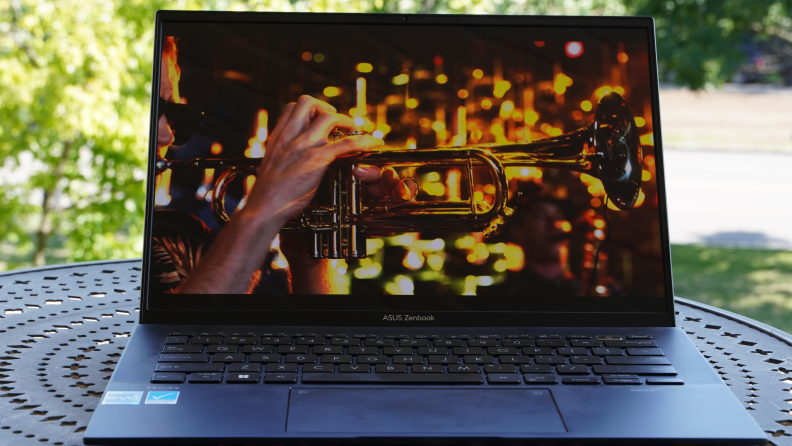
top-left (146, 17), bottom-right (670, 317)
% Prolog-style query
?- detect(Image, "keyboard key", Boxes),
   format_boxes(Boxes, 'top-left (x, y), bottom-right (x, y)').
top-left (604, 378), bottom-right (642, 385)
top-left (383, 347), bottom-right (413, 356)
top-left (562, 377), bottom-right (599, 385)
top-left (229, 363), bottom-right (262, 373)
top-left (266, 364), bottom-right (298, 373)
top-left (449, 364), bottom-right (480, 373)
top-left (591, 347), bottom-right (623, 356)
top-left (193, 336), bottom-right (223, 345)
top-left (453, 347), bottom-right (484, 355)
top-left (444, 335), bottom-right (469, 339)
top-left (164, 336), bottom-right (188, 345)
top-left (557, 364), bottom-right (590, 374)
top-left (419, 347), bottom-right (449, 355)
top-left (570, 356), bottom-right (602, 365)
top-left (536, 335), bottom-right (563, 339)
top-left (535, 355), bottom-right (566, 364)
top-left (285, 354), bottom-right (317, 363)
top-left (197, 332), bottom-right (224, 337)
top-left (627, 348), bottom-right (664, 356)
top-left (293, 333), bottom-right (317, 338)
top-left (596, 335), bottom-right (622, 341)
top-left (434, 339), bottom-right (464, 347)
top-left (162, 345), bottom-right (203, 354)
top-left (570, 340), bottom-right (601, 347)
top-left (357, 355), bottom-right (388, 364)
top-left (536, 339), bottom-right (567, 347)
top-left (242, 345), bottom-right (274, 354)
top-left (169, 332), bottom-right (194, 337)
top-left (523, 347), bottom-right (553, 355)
top-left (483, 364), bottom-right (516, 373)
top-left (565, 335), bottom-right (592, 339)
top-left (214, 353), bottom-right (245, 363)
top-left (278, 345), bottom-right (309, 354)
top-left (376, 364), bottom-right (408, 373)
top-left (468, 339), bottom-right (498, 347)
top-left (602, 374), bottom-right (639, 379)
top-left (464, 355), bottom-right (496, 364)
top-left (261, 337), bottom-right (291, 345)
top-left (400, 339), bottom-right (430, 347)
top-left (189, 372), bottom-right (223, 383)
top-left (592, 365), bottom-right (677, 376)
top-left (264, 373), bottom-right (297, 383)
top-left (315, 346), bottom-right (345, 355)
top-left (505, 335), bottom-right (532, 339)
top-left (521, 364), bottom-right (553, 374)
top-left (604, 340), bottom-right (658, 348)
top-left (503, 339), bottom-right (533, 347)
top-left (339, 365), bottom-right (369, 373)
top-left (524, 374), bottom-right (557, 384)
top-left (499, 356), bottom-right (533, 364)
top-left (348, 347), bottom-right (378, 355)
top-left (207, 345), bottom-right (237, 354)
top-left (384, 334), bottom-right (410, 339)
top-left (412, 364), bottom-right (443, 373)
top-left (248, 354), bottom-right (281, 363)
top-left (227, 372), bottom-right (260, 383)
top-left (296, 337), bottom-right (325, 345)
top-left (302, 373), bottom-right (483, 384)
top-left (331, 338), bottom-right (360, 346)
top-left (557, 347), bottom-right (588, 356)
top-left (155, 363), bottom-right (224, 373)
top-left (158, 354), bottom-right (209, 363)
top-left (428, 355), bottom-right (460, 364)
top-left (151, 372), bottom-right (185, 383)
top-left (605, 356), bottom-right (670, 365)
top-left (366, 339), bottom-right (395, 347)
top-left (326, 333), bottom-right (349, 338)
top-left (227, 337), bottom-right (257, 345)
top-left (393, 355), bottom-right (423, 364)
top-left (627, 335), bottom-right (653, 340)
top-left (488, 347), bottom-right (520, 355)
top-left (488, 374), bottom-right (520, 384)
top-left (646, 378), bottom-right (684, 385)
top-left (321, 355), bottom-right (352, 364)
top-left (304, 364), bottom-right (335, 373)
top-left (230, 332), bottom-right (258, 337)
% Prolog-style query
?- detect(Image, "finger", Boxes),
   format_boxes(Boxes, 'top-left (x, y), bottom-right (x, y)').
top-left (315, 135), bottom-right (384, 160)
top-left (296, 111), bottom-right (358, 147)
top-left (268, 102), bottom-right (296, 148)
top-left (352, 165), bottom-right (382, 183)
top-left (280, 95), bottom-right (337, 144)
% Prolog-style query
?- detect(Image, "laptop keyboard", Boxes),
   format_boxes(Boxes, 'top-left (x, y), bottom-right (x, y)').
top-left (152, 332), bottom-right (683, 386)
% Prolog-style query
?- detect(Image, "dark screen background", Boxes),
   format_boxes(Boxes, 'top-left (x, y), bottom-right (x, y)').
top-left (148, 21), bottom-right (668, 313)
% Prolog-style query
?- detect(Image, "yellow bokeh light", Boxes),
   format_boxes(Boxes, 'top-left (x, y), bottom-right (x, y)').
top-left (432, 121), bottom-right (445, 132)
top-left (499, 100), bottom-right (514, 119)
top-left (617, 52), bottom-right (629, 63)
top-left (524, 109), bottom-right (539, 126)
top-left (581, 100), bottom-right (592, 112)
top-left (323, 86), bottom-right (340, 97)
top-left (210, 142), bottom-right (223, 155)
top-left (634, 188), bottom-right (646, 207)
top-left (614, 86), bottom-right (625, 95)
top-left (458, 89), bottom-right (469, 99)
top-left (419, 117), bottom-right (431, 127)
top-left (553, 73), bottom-right (573, 95)
top-left (481, 99), bottom-right (492, 110)
top-left (494, 259), bottom-right (508, 272)
top-left (406, 98), bottom-right (419, 108)
top-left (392, 74), bottom-right (409, 85)
top-left (503, 243), bottom-right (525, 271)
top-left (560, 221), bottom-right (572, 232)
top-left (635, 117), bottom-right (646, 127)
top-left (422, 182), bottom-right (445, 196)
top-left (645, 155), bottom-right (655, 166)
top-left (427, 254), bottom-right (444, 271)
top-left (472, 69), bottom-right (484, 79)
top-left (550, 127), bottom-right (563, 137)
top-left (493, 80), bottom-right (511, 98)
top-left (642, 169), bottom-right (651, 181)
top-left (640, 133), bottom-right (654, 146)
top-left (356, 62), bottom-right (373, 73)
top-left (403, 251), bottom-right (425, 270)
top-left (313, 53), bottom-right (324, 62)
top-left (474, 191), bottom-right (484, 202)
top-left (594, 219), bottom-right (605, 229)
top-left (594, 86), bottom-right (613, 99)
top-left (436, 74), bottom-right (448, 84)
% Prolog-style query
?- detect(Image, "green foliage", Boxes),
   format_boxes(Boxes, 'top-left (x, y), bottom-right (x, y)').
top-left (672, 245), bottom-right (792, 333)
top-left (632, 0), bottom-right (792, 89)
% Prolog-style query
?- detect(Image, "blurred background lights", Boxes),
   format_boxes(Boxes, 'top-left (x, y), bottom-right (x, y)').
top-left (392, 74), bottom-right (409, 85)
top-left (436, 74), bottom-right (448, 84)
top-left (565, 41), bottom-right (584, 58)
top-left (323, 86), bottom-right (340, 97)
top-left (356, 62), bottom-right (373, 73)
top-left (472, 69), bottom-right (484, 79)
top-left (313, 53), bottom-right (324, 62)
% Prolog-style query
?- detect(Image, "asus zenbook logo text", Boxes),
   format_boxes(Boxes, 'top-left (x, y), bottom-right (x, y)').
top-left (383, 314), bottom-right (435, 322)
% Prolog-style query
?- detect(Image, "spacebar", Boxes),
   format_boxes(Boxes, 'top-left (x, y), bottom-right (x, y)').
top-left (301, 373), bottom-right (483, 384)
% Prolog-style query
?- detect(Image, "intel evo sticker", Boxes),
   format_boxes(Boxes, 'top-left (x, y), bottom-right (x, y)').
top-left (145, 391), bottom-right (180, 404)
top-left (102, 391), bottom-right (143, 405)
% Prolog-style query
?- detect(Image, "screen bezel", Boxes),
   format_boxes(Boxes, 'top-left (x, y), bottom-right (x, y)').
top-left (140, 10), bottom-right (676, 327)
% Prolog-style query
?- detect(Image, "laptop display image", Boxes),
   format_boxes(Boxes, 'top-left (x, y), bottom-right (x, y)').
top-left (84, 11), bottom-right (767, 445)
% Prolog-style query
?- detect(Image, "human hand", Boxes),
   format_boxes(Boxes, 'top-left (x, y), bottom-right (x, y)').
top-left (353, 165), bottom-right (417, 203)
top-left (241, 95), bottom-right (384, 226)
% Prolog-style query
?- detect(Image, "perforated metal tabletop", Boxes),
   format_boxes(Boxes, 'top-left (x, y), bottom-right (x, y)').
top-left (1, 259), bottom-right (791, 445)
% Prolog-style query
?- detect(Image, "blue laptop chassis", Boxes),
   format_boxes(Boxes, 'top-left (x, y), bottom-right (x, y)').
top-left (85, 10), bottom-right (767, 445)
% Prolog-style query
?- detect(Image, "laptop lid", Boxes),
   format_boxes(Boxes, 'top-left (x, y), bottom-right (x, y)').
top-left (140, 11), bottom-right (673, 328)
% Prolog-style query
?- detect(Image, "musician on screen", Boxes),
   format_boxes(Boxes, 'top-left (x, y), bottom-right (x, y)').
top-left (151, 36), bottom-right (414, 295)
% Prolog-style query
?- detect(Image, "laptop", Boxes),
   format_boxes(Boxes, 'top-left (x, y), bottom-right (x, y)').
top-left (84, 11), bottom-right (766, 445)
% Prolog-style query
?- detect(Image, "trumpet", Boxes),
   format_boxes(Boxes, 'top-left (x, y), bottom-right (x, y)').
top-left (156, 92), bottom-right (642, 259)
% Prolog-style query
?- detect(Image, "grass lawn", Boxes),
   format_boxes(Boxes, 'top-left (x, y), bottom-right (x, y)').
top-left (671, 244), bottom-right (792, 333)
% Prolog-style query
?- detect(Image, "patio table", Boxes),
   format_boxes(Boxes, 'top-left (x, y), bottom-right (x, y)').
top-left (1, 259), bottom-right (791, 446)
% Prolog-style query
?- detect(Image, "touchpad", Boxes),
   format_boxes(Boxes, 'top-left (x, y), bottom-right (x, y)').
top-left (287, 388), bottom-right (566, 433)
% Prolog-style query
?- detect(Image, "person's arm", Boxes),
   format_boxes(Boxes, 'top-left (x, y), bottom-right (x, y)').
top-left (179, 96), bottom-right (383, 294)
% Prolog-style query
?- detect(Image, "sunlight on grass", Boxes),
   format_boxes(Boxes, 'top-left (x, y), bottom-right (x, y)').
top-left (672, 245), bottom-right (792, 333)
